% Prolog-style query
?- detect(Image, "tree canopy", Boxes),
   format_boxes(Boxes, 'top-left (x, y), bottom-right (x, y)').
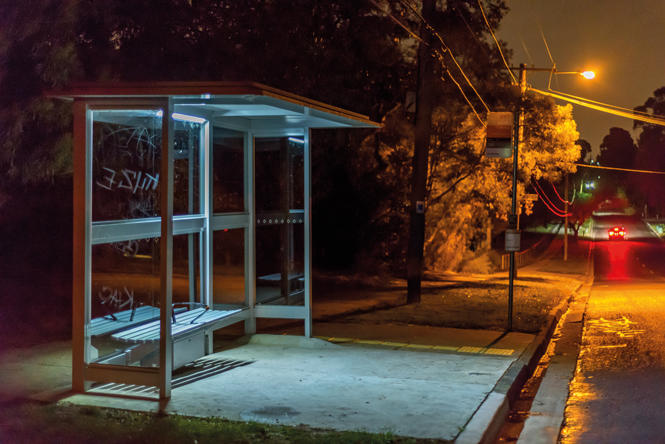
top-left (0, 0), bottom-right (583, 272)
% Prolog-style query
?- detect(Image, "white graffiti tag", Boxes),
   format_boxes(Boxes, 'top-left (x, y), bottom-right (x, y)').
top-left (96, 167), bottom-right (159, 193)
top-left (98, 286), bottom-right (135, 312)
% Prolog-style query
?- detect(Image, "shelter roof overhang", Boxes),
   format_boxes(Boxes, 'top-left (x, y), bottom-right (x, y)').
top-left (49, 81), bottom-right (380, 130)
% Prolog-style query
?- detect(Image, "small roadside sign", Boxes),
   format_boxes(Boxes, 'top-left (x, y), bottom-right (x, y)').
top-left (505, 229), bottom-right (520, 252)
top-left (485, 111), bottom-right (513, 158)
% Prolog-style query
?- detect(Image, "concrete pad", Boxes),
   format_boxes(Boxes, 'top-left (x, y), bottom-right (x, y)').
top-left (0, 340), bottom-right (71, 401)
top-left (63, 333), bottom-right (530, 440)
top-left (311, 322), bottom-right (534, 354)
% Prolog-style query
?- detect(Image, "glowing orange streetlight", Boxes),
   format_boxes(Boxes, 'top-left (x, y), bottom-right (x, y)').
top-left (552, 69), bottom-right (596, 80)
top-left (580, 70), bottom-right (596, 80)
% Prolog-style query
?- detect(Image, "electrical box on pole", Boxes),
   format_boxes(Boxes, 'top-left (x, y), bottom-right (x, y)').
top-left (505, 229), bottom-right (520, 252)
top-left (485, 111), bottom-right (513, 158)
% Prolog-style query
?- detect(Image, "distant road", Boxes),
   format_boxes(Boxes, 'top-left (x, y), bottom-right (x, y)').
top-left (560, 214), bottom-right (665, 442)
top-left (591, 213), bottom-right (664, 281)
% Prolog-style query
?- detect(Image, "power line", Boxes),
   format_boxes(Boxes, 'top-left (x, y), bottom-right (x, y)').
top-left (440, 71), bottom-right (486, 127)
top-left (520, 37), bottom-right (534, 66)
top-left (477, 0), bottom-right (517, 85)
top-left (550, 181), bottom-right (571, 205)
top-left (369, 0), bottom-right (426, 43)
top-left (532, 179), bottom-right (569, 216)
top-left (539, 26), bottom-right (556, 67)
top-left (575, 163), bottom-right (665, 175)
top-left (368, 0), bottom-right (488, 125)
top-left (547, 88), bottom-right (662, 119)
top-left (531, 88), bottom-right (665, 127)
top-left (533, 183), bottom-right (570, 217)
top-left (399, 0), bottom-right (491, 113)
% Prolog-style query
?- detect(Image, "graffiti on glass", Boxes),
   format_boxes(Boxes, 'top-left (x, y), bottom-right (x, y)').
top-left (96, 167), bottom-right (159, 193)
top-left (98, 286), bottom-right (135, 312)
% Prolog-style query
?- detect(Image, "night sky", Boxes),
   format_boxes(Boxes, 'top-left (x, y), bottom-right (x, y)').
top-left (498, 0), bottom-right (665, 157)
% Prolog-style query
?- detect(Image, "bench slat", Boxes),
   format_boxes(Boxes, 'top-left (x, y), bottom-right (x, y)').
top-left (89, 306), bottom-right (162, 336)
top-left (111, 308), bottom-right (243, 344)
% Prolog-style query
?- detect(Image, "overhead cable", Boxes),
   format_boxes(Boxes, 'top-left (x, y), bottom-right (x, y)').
top-left (530, 88), bottom-right (665, 127)
top-left (575, 163), bottom-right (665, 175)
top-left (368, 0), bottom-right (426, 43)
top-left (532, 179), bottom-right (568, 215)
top-left (477, 0), bottom-right (517, 85)
top-left (539, 26), bottom-right (556, 67)
top-left (533, 183), bottom-right (570, 217)
top-left (368, 0), bottom-right (488, 125)
top-left (550, 181), bottom-right (571, 205)
top-left (440, 71), bottom-right (486, 127)
top-left (399, 0), bottom-right (491, 113)
top-left (547, 88), bottom-right (662, 119)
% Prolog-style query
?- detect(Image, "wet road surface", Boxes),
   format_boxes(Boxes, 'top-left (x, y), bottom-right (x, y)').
top-left (560, 214), bottom-right (665, 443)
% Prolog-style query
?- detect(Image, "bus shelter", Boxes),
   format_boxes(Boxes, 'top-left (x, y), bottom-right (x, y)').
top-left (53, 82), bottom-right (377, 399)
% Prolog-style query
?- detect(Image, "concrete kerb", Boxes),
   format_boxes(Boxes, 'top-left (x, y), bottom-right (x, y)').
top-left (455, 281), bottom-right (582, 444)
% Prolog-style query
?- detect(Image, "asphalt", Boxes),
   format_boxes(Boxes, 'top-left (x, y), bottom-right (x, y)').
top-left (0, 239), bottom-right (590, 442)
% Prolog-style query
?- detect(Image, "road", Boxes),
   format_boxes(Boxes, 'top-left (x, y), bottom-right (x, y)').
top-left (559, 214), bottom-right (665, 443)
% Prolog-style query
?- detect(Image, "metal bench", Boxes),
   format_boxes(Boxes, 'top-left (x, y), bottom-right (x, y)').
top-left (257, 272), bottom-right (304, 305)
top-left (103, 307), bottom-right (244, 369)
top-left (89, 306), bottom-right (186, 337)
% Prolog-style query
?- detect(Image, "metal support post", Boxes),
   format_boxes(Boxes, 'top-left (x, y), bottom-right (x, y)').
top-left (564, 173), bottom-right (569, 261)
top-left (508, 64), bottom-right (527, 331)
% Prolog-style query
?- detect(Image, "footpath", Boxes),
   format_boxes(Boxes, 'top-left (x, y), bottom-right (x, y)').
top-left (0, 239), bottom-right (591, 443)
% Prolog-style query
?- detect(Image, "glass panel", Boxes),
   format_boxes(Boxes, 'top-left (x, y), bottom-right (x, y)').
top-left (173, 119), bottom-right (201, 216)
top-left (88, 234), bottom-right (202, 368)
top-left (255, 137), bottom-right (304, 212)
top-left (255, 136), bottom-right (305, 306)
top-left (212, 228), bottom-right (245, 308)
top-left (255, 222), bottom-right (304, 306)
top-left (89, 238), bottom-right (161, 367)
top-left (289, 138), bottom-right (305, 210)
top-left (173, 233), bottom-right (201, 306)
top-left (255, 138), bottom-right (282, 212)
top-left (213, 127), bottom-right (244, 213)
top-left (92, 109), bottom-right (162, 221)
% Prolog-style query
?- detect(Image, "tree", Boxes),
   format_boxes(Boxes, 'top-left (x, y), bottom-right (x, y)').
top-left (384, 0), bottom-right (510, 300)
top-left (360, 96), bottom-right (580, 272)
top-left (598, 128), bottom-right (636, 168)
top-left (633, 87), bottom-right (665, 216)
top-left (0, 0), bottom-right (410, 190)
top-left (596, 127), bottom-right (636, 196)
top-left (575, 139), bottom-right (592, 163)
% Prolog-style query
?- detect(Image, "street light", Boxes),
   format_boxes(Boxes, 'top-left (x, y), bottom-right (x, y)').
top-left (505, 63), bottom-right (595, 331)
top-left (553, 70), bottom-right (596, 80)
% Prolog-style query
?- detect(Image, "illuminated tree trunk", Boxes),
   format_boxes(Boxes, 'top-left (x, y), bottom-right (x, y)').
top-left (406, 0), bottom-right (436, 304)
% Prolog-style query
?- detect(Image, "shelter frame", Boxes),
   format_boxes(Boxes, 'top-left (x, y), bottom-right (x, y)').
top-left (61, 82), bottom-right (377, 399)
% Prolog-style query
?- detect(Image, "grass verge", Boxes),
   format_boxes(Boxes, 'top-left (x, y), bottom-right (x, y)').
top-left (0, 400), bottom-right (443, 444)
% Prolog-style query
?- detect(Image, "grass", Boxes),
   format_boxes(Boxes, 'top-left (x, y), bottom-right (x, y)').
top-left (645, 222), bottom-right (665, 238)
top-left (340, 283), bottom-right (566, 333)
top-left (0, 401), bottom-right (442, 444)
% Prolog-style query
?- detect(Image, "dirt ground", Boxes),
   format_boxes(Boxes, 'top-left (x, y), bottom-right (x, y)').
top-left (0, 267), bottom-right (573, 352)
top-left (310, 274), bottom-right (568, 334)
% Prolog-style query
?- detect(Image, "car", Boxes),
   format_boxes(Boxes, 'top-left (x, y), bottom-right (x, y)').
top-left (608, 226), bottom-right (626, 240)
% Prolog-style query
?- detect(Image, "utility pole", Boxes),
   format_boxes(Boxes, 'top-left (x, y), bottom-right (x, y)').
top-left (506, 64), bottom-right (593, 330)
top-left (406, 0), bottom-right (436, 304)
top-left (564, 173), bottom-right (569, 261)
top-left (507, 63), bottom-right (527, 331)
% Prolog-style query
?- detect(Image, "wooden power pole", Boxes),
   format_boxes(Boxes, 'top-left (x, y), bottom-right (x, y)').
top-left (406, 0), bottom-right (436, 304)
